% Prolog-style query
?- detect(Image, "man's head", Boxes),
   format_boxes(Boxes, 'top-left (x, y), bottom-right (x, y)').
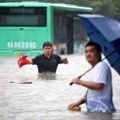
top-left (42, 42), bottom-right (53, 56)
top-left (85, 42), bottom-right (102, 66)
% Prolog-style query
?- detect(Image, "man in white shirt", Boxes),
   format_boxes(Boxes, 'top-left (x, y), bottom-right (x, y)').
top-left (69, 42), bottom-right (116, 113)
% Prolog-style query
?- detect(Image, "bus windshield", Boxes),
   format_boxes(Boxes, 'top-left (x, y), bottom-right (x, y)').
top-left (0, 7), bottom-right (46, 26)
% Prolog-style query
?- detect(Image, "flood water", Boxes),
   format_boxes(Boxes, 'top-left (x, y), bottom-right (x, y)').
top-left (0, 55), bottom-right (120, 120)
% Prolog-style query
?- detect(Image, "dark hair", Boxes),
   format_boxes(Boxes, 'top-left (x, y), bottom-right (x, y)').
top-left (42, 41), bottom-right (52, 48)
top-left (85, 41), bottom-right (102, 53)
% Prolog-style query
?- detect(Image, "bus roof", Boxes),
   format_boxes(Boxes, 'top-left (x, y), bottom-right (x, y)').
top-left (0, 2), bottom-right (93, 12)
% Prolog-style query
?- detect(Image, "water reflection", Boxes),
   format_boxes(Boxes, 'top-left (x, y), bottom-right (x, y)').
top-left (38, 72), bottom-right (56, 80)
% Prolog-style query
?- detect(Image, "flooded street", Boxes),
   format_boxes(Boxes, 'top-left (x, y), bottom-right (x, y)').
top-left (0, 55), bottom-right (120, 120)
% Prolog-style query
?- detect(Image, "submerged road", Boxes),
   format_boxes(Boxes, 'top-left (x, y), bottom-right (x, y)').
top-left (0, 55), bottom-right (120, 120)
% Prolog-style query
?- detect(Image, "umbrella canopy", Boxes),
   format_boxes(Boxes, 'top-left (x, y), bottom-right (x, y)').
top-left (79, 14), bottom-right (120, 75)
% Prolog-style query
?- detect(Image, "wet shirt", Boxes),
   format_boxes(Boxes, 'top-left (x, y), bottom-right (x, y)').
top-left (32, 54), bottom-right (62, 73)
top-left (86, 61), bottom-right (116, 113)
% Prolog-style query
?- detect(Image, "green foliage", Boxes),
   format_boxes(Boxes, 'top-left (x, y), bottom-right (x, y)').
top-left (0, 0), bottom-right (120, 21)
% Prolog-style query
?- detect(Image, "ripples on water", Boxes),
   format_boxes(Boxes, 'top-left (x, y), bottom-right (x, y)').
top-left (0, 55), bottom-right (120, 120)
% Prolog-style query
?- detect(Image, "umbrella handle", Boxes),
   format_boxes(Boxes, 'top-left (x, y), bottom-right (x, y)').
top-left (69, 76), bottom-right (81, 86)
top-left (69, 66), bottom-right (93, 86)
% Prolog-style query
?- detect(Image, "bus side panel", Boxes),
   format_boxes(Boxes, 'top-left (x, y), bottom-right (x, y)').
top-left (0, 27), bottom-right (47, 56)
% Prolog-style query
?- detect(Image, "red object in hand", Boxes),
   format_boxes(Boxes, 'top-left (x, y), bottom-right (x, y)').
top-left (17, 54), bottom-right (30, 68)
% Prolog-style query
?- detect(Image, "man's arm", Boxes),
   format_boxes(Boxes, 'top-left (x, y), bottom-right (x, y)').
top-left (27, 59), bottom-right (33, 64)
top-left (70, 77), bottom-right (104, 90)
top-left (61, 58), bottom-right (68, 64)
top-left (68, 96), bottom-right (86, 108)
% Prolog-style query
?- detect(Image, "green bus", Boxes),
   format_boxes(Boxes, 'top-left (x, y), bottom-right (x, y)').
top-left (0, 2), bottom-right (93, 56)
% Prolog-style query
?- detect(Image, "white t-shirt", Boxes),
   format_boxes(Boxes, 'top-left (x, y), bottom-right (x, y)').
top-left (86, 61), bottom-right (116, 113)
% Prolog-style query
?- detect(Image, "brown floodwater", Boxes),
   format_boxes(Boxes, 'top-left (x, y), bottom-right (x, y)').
top-left (0, 55), bottom-right (120, 120)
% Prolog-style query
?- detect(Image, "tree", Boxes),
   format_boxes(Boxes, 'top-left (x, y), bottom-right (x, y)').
top-left (1, 0), bottom-right (120, 21)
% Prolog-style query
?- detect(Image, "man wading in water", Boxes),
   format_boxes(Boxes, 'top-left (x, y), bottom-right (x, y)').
top-left (69, 42), bottom-right (116, 113)
top-left (18, 42), bottom-right (68, 75)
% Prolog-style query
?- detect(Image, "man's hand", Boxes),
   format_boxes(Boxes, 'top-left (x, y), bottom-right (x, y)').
top-left (68, 102), bottom-right (80, 108)
top-left (61, 58), bottom-right (68, 64)
top-left (70, 77), bottom-right (81, 85)
top-left (68, 96), bottom-right (86, 111)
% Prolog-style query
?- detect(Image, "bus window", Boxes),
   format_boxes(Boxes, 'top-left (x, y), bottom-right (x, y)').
top-left (0, 7), bottom-right (46, 26)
